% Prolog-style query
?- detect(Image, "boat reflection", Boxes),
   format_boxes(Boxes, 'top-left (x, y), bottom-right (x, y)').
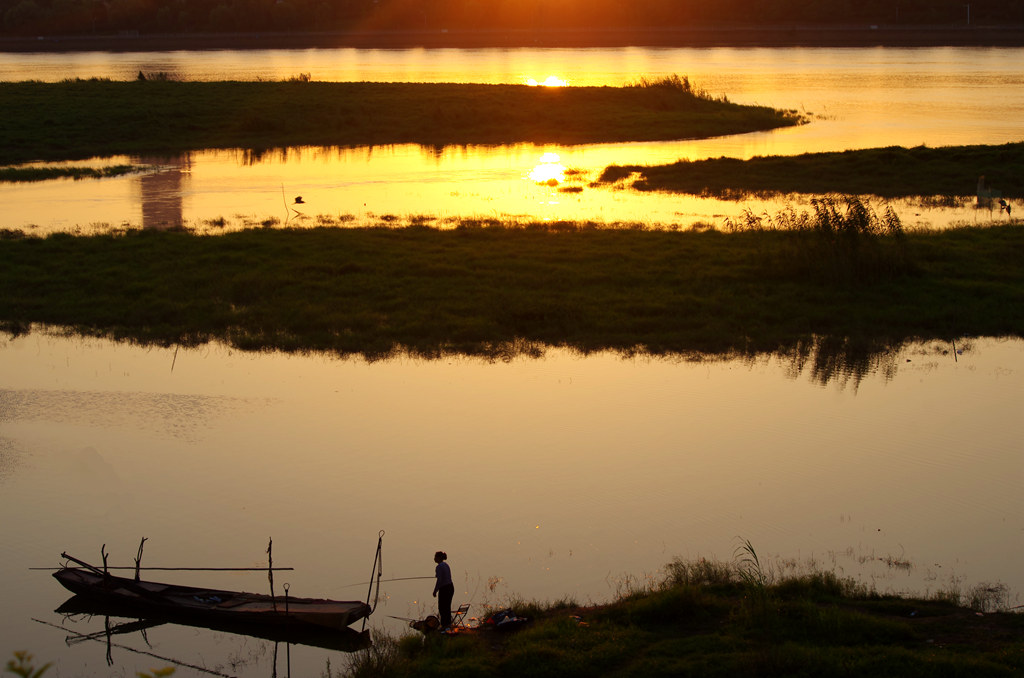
top-left (56, 594), bottom-right (372, 652)
top-left (52, 594), bottom-right (371, 677)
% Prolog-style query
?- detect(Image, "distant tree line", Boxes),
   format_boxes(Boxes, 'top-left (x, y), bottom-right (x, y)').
top-left (2, 0), bottom-right (1022, 37)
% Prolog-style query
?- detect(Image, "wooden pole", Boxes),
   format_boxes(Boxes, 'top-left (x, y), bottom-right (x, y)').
top-left (267, 537), bottom-right (277, 611)
top-left (134, 537), bottom-right (147, 581)
top-left (33, 566), bottom-right (295, 572)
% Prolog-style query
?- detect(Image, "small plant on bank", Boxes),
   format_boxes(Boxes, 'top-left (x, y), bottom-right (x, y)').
top-left (5, 652), bottom-right (173, 678)
top-left (5, 652), bottom-right (50, 678)
top-left (734, 538), bottom-right (772, 590)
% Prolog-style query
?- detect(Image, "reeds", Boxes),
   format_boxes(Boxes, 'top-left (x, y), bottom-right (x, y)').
top-left (725, 197), bottom-right (913, 284)
top-left (626, 74), bottom-right (721, 101)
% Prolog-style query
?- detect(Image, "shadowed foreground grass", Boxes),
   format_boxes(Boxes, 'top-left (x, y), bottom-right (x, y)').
top-left (1, 219), bottom-right (1022, 361)
top-left (347, 555), bottom-right (1024, 678)
top-left (0, 78), bottom-right (802, 164)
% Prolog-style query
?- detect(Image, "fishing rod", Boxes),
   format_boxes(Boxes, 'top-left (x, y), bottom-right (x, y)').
top-left (31, 566), bottom-right (295, 572)
top-left (342, 575), bottom-right (433, 588)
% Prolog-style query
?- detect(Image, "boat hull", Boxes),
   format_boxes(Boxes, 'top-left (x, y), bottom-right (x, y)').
top-left (53, 567), bottom-right (372, 632)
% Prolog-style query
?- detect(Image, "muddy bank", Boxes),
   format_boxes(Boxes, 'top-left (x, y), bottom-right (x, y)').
top-left (2, 25), bottom-right (1022, 53)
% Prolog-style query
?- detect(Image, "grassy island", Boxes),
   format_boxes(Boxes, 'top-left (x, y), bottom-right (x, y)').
top-left (0, 76), bottom-right (801, 164)
top-left (1, 217), bottom-right (1021, 364)
top-left (599, 142), bottom-right (1024, 199)
top-left (346, 553), bottom-right (1023, 678)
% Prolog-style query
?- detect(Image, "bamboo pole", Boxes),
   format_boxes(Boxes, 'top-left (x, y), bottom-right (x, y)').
top-left (134, 536), bottom-right (147, 581)
top-left (267, 537), bottom-right (276, 611)
top-left (32, 566), bottom-right (295, 572)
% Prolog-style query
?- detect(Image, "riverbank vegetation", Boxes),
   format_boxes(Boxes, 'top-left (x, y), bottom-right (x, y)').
top-left (9, 551), bottom-right (1022, 678)
top-left (346, 557), bottom-right (1023, 678)
top-left (0, 163), bottom-right (141, 182)
top-left (1, 214), bottom-right (1021, 361)
top-left (0, 78), bottom-right (801, 164)
top-left (599, 142), bottom-right (1024, 199)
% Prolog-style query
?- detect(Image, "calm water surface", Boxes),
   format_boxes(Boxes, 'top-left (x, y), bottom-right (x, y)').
top-left (1, 46), bottom-right (1022, 676)
top-left (1, 332), bottom-right (1021, 676)
top-left (1, 46), bottom-right (1022, 232)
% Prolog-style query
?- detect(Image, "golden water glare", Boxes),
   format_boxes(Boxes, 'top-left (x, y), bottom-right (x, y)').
top-left (527, 152), bottom-right (567, 185)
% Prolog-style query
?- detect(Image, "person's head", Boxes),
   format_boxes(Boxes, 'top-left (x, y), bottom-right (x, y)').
top-left (434, 551), bottom-right (447, 563)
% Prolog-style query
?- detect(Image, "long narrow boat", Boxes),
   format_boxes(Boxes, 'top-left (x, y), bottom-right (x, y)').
top-left (54, 564), bottom-right (372, 632)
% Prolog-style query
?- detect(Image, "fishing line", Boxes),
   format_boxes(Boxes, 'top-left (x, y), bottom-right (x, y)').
top-left (340, 575), bottom-right (434, 588)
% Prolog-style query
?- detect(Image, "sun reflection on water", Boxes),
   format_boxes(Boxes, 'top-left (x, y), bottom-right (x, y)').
top-left (527, 152), bottom-right (566, 185)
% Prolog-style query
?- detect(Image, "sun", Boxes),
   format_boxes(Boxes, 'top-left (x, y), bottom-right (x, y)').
top-left (526, 76), bottom-right (568, 87)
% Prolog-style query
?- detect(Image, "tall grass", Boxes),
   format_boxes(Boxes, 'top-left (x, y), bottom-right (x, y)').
top-left (626, 74), bottom-right (722, 101)
top-left (726, 197), bottom-right (912, 284)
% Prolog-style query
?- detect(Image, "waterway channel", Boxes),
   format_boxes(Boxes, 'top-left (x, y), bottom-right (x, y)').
top-left (1, 45), bottom-right (1022, 677)
top-left (1, 46), bottom-right (1022, 232)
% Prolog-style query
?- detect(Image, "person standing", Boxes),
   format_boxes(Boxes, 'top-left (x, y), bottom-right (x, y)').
top-left (432, 550), bottom-right (454, 629)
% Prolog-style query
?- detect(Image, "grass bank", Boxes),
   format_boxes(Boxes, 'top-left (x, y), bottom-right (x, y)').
top-left (349, 553), bottom-right (1024, 678)
top-left (0, 77), bottom-right (801, 164)
top-left (599, 142), bottom-right (1024, 198)
top-left (0, 164), bottom-right (141, 182)
top-left (1, 218), bottom-right (1021, 361)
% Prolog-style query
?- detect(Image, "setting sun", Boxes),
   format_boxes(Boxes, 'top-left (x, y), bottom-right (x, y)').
top-left (526, 76), bottom-right (568, 87)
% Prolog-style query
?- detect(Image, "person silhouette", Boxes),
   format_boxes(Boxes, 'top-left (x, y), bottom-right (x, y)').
top-left (432, 550), bottom-right (454, 629)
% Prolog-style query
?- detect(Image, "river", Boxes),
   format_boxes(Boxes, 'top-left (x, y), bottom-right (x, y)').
top-left (1, 45), bottom-right (1022, 677)
top-left (1, 46), bottom-right (1022, 232)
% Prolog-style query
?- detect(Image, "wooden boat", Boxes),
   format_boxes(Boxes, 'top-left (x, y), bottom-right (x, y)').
top-left (53, 565), bottom-right (372, 632)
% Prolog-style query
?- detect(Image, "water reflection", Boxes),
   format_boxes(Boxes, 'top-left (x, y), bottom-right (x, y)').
top-left (2, 47), bottom-right (1021, 234)
top-left (43, 597), bottom-right (370, 678)
top-left (55, 594), bottom-right (373, 651)
top-left (773, 336), bottom-right (904, 389)
top-left (527, 151), bottom-right (566, 185)
top-left (2, 331), bottom-right (1021, 677)
top-left (136, 154), bottom-right (190, 229)
top-left (3, 143), bottom-right (1005, 236)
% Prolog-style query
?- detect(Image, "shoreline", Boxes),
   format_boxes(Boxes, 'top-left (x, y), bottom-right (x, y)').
top-left (2, 25), bottom-right (1023, 53)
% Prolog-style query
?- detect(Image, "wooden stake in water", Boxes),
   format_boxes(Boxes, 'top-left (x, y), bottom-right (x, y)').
top-left (267, 537), bottom-right (277, 611)
top-left (134, 536), bottom-right (148, 581)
